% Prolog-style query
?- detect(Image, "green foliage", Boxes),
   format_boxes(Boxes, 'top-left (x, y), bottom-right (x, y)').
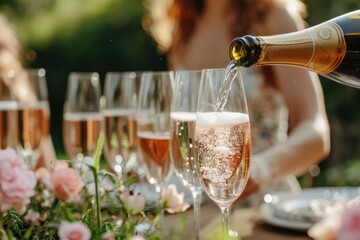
top-left (323, 157), bottom-right (360, 187)
top-left (304, 0), bottom-right (360, 24)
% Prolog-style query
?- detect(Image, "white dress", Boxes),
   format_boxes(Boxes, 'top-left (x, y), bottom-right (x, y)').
top-left (241, 67), bottom-right (301, 205)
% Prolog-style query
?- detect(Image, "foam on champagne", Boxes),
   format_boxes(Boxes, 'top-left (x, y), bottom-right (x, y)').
top-left (18, 101), bottom-right (48, 109)
top-left (170, 112), bottom-right (196, 121)
top-left (137, 131), bottom-right (170, 140)
top-left (102, 108), bottom-right (137, 117)
top-left (64, 112), bottom-right (103, 121)
top-left (196, 112), bottom-right (249, 127)
top-left (0, 101), bottom-right (17, 110)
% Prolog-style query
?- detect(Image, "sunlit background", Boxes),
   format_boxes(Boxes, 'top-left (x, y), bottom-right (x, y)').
top-left (1, 0), bottom-right (359, 187)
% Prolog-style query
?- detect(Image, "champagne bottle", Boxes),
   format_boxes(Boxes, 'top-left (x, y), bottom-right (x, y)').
top-left (229, 10), bottom-right (360, 88)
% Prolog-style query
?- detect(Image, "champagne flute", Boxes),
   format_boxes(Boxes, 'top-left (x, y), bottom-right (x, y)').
top-left (0, 71), bottom-right (18, 149)
top-left (170, 70), bottom-right (202, 240)
top-left (62, 72), bottom-right (103, 162)
top-left (137, 70), bottom-right (173, 199)
top-left (15, 68), bottom-right (50, 168)
top-left (103, 72), bottom-right (139, 176)
top-left (195, 68), bottom-right (251, 239)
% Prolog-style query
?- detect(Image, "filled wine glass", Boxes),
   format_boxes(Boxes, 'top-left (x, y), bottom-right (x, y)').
top-left (137, 71), bottom-right (173, 199)
top-left (62, 72), bottom-right (102, 162)
top-left (170, 70), bottom-right (202, 240)
top-left (194, 68), bottom-right (251, 239)
top-left (15, 68), bottom-right (50, 169)
top-left (0, 71), bottom-right (18, 149)
top-left (103, 72), bottom-right (139, 176)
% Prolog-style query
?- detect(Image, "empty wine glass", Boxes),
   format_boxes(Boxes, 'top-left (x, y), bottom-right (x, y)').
top-left (170, 70), bottom-right (202, 240)
top-left (62, 72), bottom-right (103, 162)
top-left (0, 71), bottom-right (18, 149)
top-left (194, 68), bottom-right (251, 239)
top-left (103, 72), bottom-right (139, 176)
top-left (15, 68), bottom-right (50, 169)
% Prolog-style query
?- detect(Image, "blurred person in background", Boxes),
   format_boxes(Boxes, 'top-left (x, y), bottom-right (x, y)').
top-left (0, 14), bottom-right (22, 72)
top-left (144, 0), bottom-right (330, 202)
top-left (0, 13), bottom-right (56, 169)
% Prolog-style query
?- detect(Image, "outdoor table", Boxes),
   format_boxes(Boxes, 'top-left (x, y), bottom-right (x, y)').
top-left (164, 202), bottom-right (311, 239)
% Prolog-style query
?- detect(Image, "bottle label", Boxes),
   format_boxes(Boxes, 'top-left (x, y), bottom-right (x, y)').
top-left (307, 22), bottom-right (346, 74)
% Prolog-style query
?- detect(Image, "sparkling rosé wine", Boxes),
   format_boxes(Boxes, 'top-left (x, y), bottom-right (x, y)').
top-left (103, 109), bottom-right (138, 167)
top-left (63, 112), bottom-right (103, 159)
top-left (170, 112), bottom-right (202, 191)
top-left (195, 112), bottom-right (251, 206)
top-left (18, 102), bottom-right (50, 151)
top-left (0, 101), bottom-right (18, 149)
top-left (138, 131), bottom-right (171, 183)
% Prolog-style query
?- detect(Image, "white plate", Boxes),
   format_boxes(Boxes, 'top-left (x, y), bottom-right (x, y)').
top-left (260, 187), bottom-right (360, 231)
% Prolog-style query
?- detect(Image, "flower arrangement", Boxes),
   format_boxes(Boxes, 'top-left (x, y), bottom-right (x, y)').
top-left (0, 133), bottom-right (189, 240)
top-left (307, 196), bottom-right (360, 240)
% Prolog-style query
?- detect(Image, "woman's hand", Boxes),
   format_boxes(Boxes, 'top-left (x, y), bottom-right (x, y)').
top-left (238, 177), bottom-right (261, 201)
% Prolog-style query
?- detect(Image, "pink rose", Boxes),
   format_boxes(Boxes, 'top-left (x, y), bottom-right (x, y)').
top-left (338, 205), bottom-right (360, 240)
top-left (58, 221), bottom-right (91, 240)
top-left (51, 168), bottom-right (84, 201)
top-left (161, 184), bottom-right (190, 214)
top-left (307, 200), bottom-right (348, 240)
top-left (120, 191), bottom-right (145, 214)
top-left (308, 216), bottom-right (340, 240)
top-left (0, 148), bottom-right (37, 213)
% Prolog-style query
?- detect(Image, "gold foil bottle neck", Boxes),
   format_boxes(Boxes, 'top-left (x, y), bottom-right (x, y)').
top-left (307, 22), bottom-right (346, 74)
top-left (255, 22), bottom-right (346, 75)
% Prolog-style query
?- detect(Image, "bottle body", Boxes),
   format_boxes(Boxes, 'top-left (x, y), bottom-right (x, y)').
top-left (229, 10), bottom-right (360, 88)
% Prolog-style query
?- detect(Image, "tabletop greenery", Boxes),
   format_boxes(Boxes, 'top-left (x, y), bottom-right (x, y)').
top-left (0, 132), bottom-right (189, 240)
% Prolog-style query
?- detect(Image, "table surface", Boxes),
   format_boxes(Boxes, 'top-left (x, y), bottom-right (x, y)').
top-left (163, 202), bottom-right (312, 240)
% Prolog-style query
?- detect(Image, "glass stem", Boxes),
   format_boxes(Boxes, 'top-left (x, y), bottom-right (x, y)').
top-left (192, 191), bottom-right (202, 240)
top-left (156, 183), bottom-right (165, 232)
top-left (159, 206), bottom-right (165, 233)
top-left (21, 150), bottom-right (36, 169)
top-left (24, 154), bottom-right (33, 168)
top-left (220, 206), bottom-right (230, 240)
